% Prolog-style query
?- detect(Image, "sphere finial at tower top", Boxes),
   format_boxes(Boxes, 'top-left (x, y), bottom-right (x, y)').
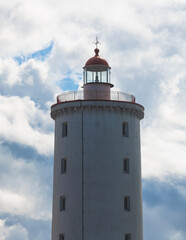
top-left (94, 48), bottom-right (99, 56)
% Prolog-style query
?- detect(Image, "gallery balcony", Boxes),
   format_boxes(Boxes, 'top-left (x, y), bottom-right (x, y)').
top-left (56, 90), bottom-right (135, 103)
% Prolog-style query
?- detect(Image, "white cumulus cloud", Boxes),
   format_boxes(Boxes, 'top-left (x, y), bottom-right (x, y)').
top-left (0, 95), bottom-right (53, 155)
top-left (0, 219), bottom-right (29, 240)
top-left (0, 144), bottom-right (52, 220)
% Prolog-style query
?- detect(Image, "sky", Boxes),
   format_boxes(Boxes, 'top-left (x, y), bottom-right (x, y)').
top-left (0, 0), bottom-right (186, 239)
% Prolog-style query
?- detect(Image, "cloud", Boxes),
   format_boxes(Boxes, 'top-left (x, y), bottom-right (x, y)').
top-left (0, 189), bottom-right (33, 216)
top-left (143, 179), bottom-right (186, 240)
top-left (0, 95), bottom-right (53, 155)
top-left (0, 219), bottom-right (29, 240)
top-left (143, 202), bottom-right (186, 240)
top-left (141, 50), bottom-right (186, 179)
top-left (0, 0), bottom-right (186, 239)
top-left (0, 57), bottom-right (60, 104)
top-left (0, 143), bottom-right (52, 220)
top-left (169, 231), bottom-right (184, 240)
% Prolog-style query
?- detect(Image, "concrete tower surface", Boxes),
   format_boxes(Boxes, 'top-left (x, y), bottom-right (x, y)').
top-left (51, 45), bottom-right (144, 240)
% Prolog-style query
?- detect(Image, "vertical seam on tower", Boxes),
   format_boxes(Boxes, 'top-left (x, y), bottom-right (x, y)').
top-left (81, 102), bottom-right (84, 240)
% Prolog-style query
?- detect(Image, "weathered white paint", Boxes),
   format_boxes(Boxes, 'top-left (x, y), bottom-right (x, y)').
top-left (51, 100), bottom-right (144, 240)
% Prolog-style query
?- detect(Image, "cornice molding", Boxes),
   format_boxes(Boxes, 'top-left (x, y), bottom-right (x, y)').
top-left (51, 103), bottom-right (144, 120)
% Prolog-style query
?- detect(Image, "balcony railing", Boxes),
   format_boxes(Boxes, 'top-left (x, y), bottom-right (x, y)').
top-left (57, 90), bottom-right (135, 103)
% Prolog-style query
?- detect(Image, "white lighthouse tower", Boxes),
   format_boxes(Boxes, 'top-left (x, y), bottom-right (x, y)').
top-left (51, 42), bottom-right (144, 240)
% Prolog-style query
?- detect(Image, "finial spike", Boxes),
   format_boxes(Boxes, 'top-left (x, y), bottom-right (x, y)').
top-left (93, 37), bottom-right (101, 49)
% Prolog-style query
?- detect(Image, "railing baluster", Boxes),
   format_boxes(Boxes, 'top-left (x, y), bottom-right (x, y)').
top-left (57, 90), bottom-right (135, 103)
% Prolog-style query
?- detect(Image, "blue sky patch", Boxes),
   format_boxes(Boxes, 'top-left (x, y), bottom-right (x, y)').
top-left (1, 142), bottom-right (52, 163)
top-left (14, 41), bottom-right (54, 65)
top-left (59, 71), bottom-right (80, 91)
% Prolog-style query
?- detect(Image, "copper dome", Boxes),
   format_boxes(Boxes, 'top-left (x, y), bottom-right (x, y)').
top-left (84, 48), bottom-right (110, 68)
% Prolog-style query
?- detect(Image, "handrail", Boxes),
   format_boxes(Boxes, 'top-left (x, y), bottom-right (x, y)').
top-left (57, 90), bottom-right (135, 103)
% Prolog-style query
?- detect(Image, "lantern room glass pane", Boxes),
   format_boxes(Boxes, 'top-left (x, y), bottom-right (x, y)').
top-left (87, 71), bottom-right (92, 83)
top-left (102, 71), bottom-right (107, 83)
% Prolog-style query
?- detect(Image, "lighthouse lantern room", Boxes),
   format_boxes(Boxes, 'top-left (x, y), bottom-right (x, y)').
top-left (83, 48), bottom-right (111, 85)
top-left (83, 46), bottom-right (113, 100)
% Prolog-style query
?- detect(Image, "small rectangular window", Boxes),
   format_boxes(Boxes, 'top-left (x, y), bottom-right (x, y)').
top-left (123, 158), bottom-right (129, 173)
top-left (61, 158), bottom-right (67, 174)
top-left (59, 234), bottom-right (64, 240)
top-left (125, 233), bottom-right (131, 240)
top-left (124, 196), bottom-right (130, 211)
top-left (62, 122), bottom-right (68, 137)
top-left (60, 196), bottom-right (66, 211)
top-left (122, 122), bottom-right (129, 137)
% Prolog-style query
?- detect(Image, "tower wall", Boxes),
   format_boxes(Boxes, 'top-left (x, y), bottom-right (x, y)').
top-left (83, 83), bottom-right (113, 100)
top-left (51, 100), bottom-right (144, 240)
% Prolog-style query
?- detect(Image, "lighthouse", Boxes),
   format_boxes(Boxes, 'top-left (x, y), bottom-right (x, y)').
top-left (51, 42), bottom-right (144, 240)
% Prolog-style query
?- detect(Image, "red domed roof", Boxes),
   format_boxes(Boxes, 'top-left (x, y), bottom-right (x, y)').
top-left (84, 48), bottom-right (110, 68)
